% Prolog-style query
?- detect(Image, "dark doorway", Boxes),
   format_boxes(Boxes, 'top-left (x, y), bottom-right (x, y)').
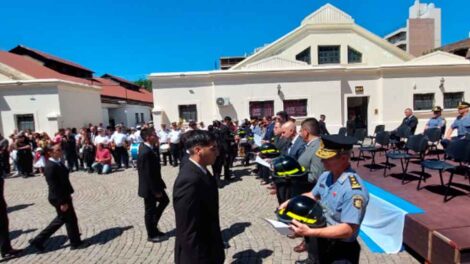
top-left (346, 97), bottom-right (368, 135)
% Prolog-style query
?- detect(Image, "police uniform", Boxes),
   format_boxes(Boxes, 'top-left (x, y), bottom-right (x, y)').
top-left (306, 135), bottom-right (369, 264)
top-left (442, 102), bottom-right (470, 149)
top-left (426, 116), bottom-right (445, 129)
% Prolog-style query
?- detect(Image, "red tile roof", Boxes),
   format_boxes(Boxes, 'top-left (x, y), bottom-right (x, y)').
top-left (0, 51), bottom-right (94, 85)
top-left (102, 73), bottom-right (141, 89)
top-left (0, 51), bottom-right (153, 104)
top-left (95, 77), bottom-right (153, 104)
top-left (10, 45), bottom-right (94, 73)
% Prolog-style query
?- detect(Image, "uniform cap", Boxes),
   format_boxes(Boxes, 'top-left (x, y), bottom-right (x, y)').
top-left (458, 101), bottom-right (470, 110)
top-left (432, 106), bottom-right (442, 112)
top-left (316, 135), bottom-right (356, 159)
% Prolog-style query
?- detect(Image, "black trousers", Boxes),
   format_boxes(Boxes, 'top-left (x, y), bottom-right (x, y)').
top-left (170, 144), bottom-right (180, 166)
top-left (307, 238), bottom-right (360, 264)
top-left (115, 147), bottom-right (129, 168)
top-left (275, 181), bottom-right (291, 204)
top-left (17, 149), bottom-right (33, 174)
top-left (143, 191), bottom-right (169, 238)
top-left (65, 153), bottom-right (79, 171)
top-left (32, 199), bottom-right (81, 246)
top-left (0, 190), bottom-right (12, 254)
top-left (161, 151), bottom-right (172, 166)
top-left (0, 152), bottom-right (10, 174)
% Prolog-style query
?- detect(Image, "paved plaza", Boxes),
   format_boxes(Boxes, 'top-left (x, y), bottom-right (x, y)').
top-left (3, 164), bottom-right (419, 263)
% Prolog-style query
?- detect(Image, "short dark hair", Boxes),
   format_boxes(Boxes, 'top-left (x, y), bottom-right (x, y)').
top-left (140, 128), bottom-right (155, 141)
top-left (224, 116), bottom-right (232, 122)
top-left (276, 111), bottom-right (289, 122)
top-left (320, 114), bottom-right (326, 119)
top-left (301, 118), bottom-right (320, 136)
top-left (184, 130), bottom-right (216, 154)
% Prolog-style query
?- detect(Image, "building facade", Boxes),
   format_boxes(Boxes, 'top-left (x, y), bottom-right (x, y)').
top-left (385, 0), bottom-right (441, 56)
top-left (150, 4), bottom-right (470, 135)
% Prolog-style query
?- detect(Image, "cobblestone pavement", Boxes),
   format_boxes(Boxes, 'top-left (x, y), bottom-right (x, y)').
top-left (3, 164), bottom-right (419, 263)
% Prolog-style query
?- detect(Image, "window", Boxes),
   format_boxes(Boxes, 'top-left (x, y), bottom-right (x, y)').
top-left (348, 46), bottom-right (362, 63)
top-left (135, 113), bottom-right (139, 124)
top-left (296, 47), bottom-right (311, 64)
top-left (283, 99), bottom-right (307, 117)
top-left (16, 114), bottom-right (35, 131)
top-left (444, 92), bottom-right (464, 109)
top-left (179, 104), bottom-right (197, 122)
top-left (249, 101), bottom-right (274, 119)
top-left (140, 113), bottom-right (144, 123)
top-left (318, 46), bottom-right (340, 64)
top-left (413, 94), bottom-right (434, 110)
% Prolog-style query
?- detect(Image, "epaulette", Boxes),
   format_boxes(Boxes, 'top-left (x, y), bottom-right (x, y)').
top-left (348, 175), bottom-right (362, 190)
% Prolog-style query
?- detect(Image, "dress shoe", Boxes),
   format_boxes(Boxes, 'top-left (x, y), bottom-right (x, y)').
top-left (293, 241), bottom-right (307, 253)
top-left (1, 248), bottom-right (22, 259)
top-left (70, 241), bottom-right (90, 250)
top-left (29, 239), bottom-right (45, 252)
top-left (155, 230), bottom-right (166, 237)
top-left (147, 236), bottom-right (165, 243)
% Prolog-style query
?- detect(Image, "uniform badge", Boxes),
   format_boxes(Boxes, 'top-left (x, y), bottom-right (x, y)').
top-left (353, 195), bottom-right (364, 209)
top-left (348, 175), bottom-right (362, 190)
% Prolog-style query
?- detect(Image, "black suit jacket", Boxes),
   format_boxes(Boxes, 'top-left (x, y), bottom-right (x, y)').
top-left (137, 143), bottom-right (166, 198)
top-left (402, 115), bottom-right (418, 135)
top-left (173, 161), bottom-right (224, 264)
top-left (44, 160), bottom-right (74, 205)
top-left (319, 120), bottom-right (329, 135)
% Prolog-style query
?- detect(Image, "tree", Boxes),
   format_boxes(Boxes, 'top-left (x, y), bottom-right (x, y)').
top-left (134, 78), bottom-right (152, 92)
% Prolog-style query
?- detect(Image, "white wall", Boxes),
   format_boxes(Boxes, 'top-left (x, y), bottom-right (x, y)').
top-left (0, 85), bottom-right (60, 136)
top-left (123, 104), bottom-right (152, 126)
top-left (58, 84), bottom-right (102, 129)
top-left (279, 31), bottom-right (405, 66)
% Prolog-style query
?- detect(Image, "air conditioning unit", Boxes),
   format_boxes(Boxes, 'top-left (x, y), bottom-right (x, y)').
top-left (216, 97), bottom-right (230, 106)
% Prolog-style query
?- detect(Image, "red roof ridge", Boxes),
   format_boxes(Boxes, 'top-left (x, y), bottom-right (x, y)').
top-left (11, 45), bottom-right (94, 73)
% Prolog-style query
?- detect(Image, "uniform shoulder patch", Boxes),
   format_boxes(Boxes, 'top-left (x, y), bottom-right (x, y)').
top-left (352, 195), bottom-right (364, 209)
top-left (348, 175), bottom-right (362, 190)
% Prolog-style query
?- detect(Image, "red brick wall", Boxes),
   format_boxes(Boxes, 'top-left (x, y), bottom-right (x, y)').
top-left (408, 19), bottom-right (435, 56)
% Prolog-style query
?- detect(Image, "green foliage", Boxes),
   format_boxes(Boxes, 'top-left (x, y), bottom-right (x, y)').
top-left (134, 78), bottom-right (152, 92)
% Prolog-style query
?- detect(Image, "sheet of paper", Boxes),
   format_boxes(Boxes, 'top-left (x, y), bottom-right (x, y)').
top-left (264, 218), bottom-right (294, 236)
top-left (255, 156), bottom-right (271, 168)
top-left (253, 134), bottom-right (262, 147)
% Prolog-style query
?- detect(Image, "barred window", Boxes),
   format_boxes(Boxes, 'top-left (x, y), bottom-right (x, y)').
top-left (249, 101), bottom-right (274, 119)
top-left (318, 46), bottom-right (340, 64)
top-left (413, 94), bottom-right (434, 110)
top-left (296, 47), bottom-right (311, 64)
top-left (178, 104), bottom-right (197, 122)
top-left (283, 99), bottom-right (307, 117)
top-left (444, 92), bottom-right (464, 109)
top-left (348, 46), bottom-right (362, 63)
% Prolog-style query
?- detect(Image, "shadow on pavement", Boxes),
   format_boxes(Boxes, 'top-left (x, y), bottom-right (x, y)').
top-left (231, 249), bottom-right (273, 264)
top-left (85, 226), bottom-right (133, 246)
top-left (10, 228), bottom-right (37, 240)
top-left (222, 222), bottom-right (251, 248)
top-left (7, 203), bottom-right (35, 213)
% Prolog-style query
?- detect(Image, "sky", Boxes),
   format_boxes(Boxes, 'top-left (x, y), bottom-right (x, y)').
top-left (1, 0), bottom-right (469, 80)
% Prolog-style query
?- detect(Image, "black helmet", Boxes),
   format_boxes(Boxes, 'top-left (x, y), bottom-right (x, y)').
top-left (277, 195), bottom-right (326, 228)
top-left (272, 155), bottom-right (306, 177)
top-left (259, 143), bottom-right (280, 158)
top-left (237, 128), bottom-right (247, 138)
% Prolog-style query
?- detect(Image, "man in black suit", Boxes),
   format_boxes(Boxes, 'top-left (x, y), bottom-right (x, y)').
top-left (173, 130), bottom-right (224, 264)
top-left (0, 167), bottom-right (22, 260)
top-left (400, 108), bottom-right (418, 135)
top-left (318, 114), bottom-right (329, 135)
top-left (29, 144), bottom-right (87, 251)
top-left (137, 128), bottom-right (169, 242)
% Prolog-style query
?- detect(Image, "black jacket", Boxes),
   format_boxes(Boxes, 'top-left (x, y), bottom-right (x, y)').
top-left (137, 143), bottom-right (166, 198)
top-left (401, 115), bottom-right (419, 135)
top-left (173, 161), bottom-right (224, 264)
top-left (319, 120), bottom-right (329, 135)
top-left (44, 159), bottom-right (74, 204)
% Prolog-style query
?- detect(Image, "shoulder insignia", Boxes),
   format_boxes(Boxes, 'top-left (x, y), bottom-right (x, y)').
top-left (348, 175), bottom-right (362, 190)
top-left (353, 195), bottom-right (364, 209)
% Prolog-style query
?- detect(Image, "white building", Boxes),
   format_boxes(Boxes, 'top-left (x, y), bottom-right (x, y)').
top-left (150, 4), bottom-right (470, 135)
top-left (0, 51), bottom-right (102, 136)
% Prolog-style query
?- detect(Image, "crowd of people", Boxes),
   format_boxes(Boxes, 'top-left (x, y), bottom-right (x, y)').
top-left (3, 102), bottom-right (468, 263)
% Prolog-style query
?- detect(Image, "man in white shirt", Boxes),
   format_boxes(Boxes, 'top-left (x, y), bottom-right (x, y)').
top-left (169, 122), bottom-right (182, 167)
top-left (158, 124), bottom-right (172, 166)
top-left (111, 124), bottom-right (129, 169)
top-left (94, 128), bottom-right (109, 146)
top-left (133, 126), bottom-right (143, 144)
